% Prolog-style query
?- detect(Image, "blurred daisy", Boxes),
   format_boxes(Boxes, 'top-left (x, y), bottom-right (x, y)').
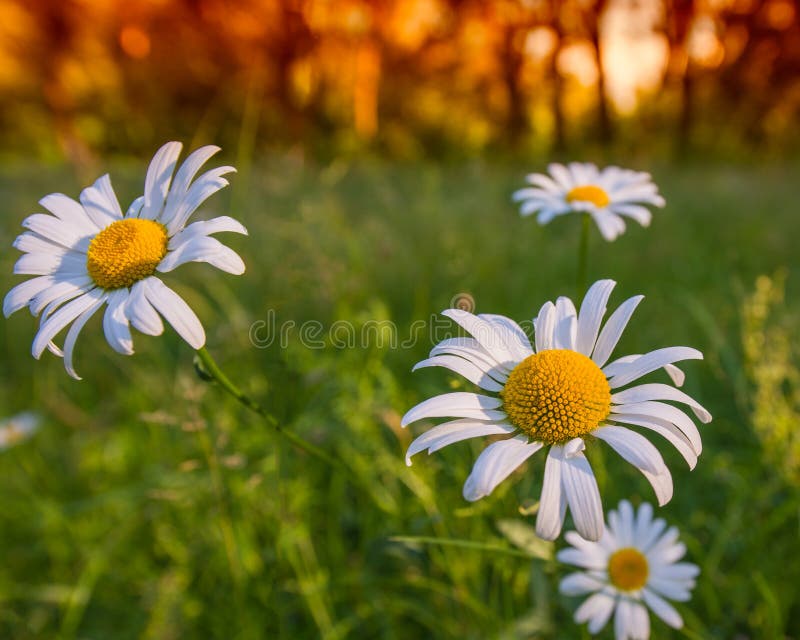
top-left (512, 162), bottom-right (665, 241)
top-left (0, 412), bottom-right (41, 450)
top-left (4, 142), bottom-right (247, 379)
top-left (558, 500), bottom-right (699, 638)
top-left (402, 279), bottom-right (710, 541)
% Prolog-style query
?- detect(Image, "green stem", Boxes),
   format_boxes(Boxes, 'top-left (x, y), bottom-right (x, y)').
top-left (576, 213), bottom-right (590, 297)
top-left (194, 346), bottom-right (345, 476)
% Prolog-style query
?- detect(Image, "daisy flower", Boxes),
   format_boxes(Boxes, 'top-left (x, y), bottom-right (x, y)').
top-left (512, 162), bottom-right (665, 241)
top-left (558, 500), bottom-right (699, 639)
top-left (3, 142), bottom-right (246, 379)
top-left (402, 279), bottom-right (710, 541)
top-left (0, 411), bottom-right (41, 450)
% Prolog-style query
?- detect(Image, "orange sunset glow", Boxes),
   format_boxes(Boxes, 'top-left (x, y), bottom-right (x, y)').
top-left (0, 0), bottom-right (798, 160)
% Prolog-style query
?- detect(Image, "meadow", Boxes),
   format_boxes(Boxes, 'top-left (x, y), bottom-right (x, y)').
top-left (0, 156), bottom-right (798, 639)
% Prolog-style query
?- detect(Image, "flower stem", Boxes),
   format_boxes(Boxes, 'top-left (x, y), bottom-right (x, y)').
top-left (193, 346), bottom-right (345, 475)
top-left (576, 213), bottom-right (590, 297)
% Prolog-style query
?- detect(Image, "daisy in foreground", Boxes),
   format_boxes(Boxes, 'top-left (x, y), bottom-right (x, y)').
top-left (4, 142), bottom-right (246, 378)
top-left (558, 500), bottom-right (699, 638)
top-left (512, 162), bottom-right (665, 241)
top-left (402, 279), bottom-right (711, 541)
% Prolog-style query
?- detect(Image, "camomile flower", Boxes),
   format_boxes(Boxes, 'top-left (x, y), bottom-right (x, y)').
top-left (4, 142), bottom-right (246, 379)
top-left (512, 162), bottom-right (665, 241)
top-left (402, 280), bottom-right (710, 541)
top-left (558, 500), bottom-right (699, 639)
top-left (0, 411), bottom-right (41, 450)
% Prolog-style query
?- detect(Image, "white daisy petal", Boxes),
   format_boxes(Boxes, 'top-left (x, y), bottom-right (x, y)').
top-left (13, 232), bottom-right (73, 256)
top-left (641, 588), bottom-right (683, 628)
top-left (79, 174), bottom-right (123, 228)
top-left (536, 445), bottom-right (567, 540)
top-left (562, 530), bottom-right (612, 563)
top-left (64, 294), bottom-right (106, 380)
top-left (30, 277), bottom-right (94, 316)
top-left (611, 203), bottom-right (653, 226)
top-left (632, 502), bottom-right (654, 546)
top-left (607, 347), bottom-right (703, 389)
top-left (168, 215), bottom-right (248, 248)
top-left (591, 210), bottom-right (626, 241)
top-left (525, 172), bottom-right (560, 191)
top-left (14, 251), bottom-right (86, 277)
top-left (430, 338), bottom-right (510, 379)
top-left (629, 601), bottom-right (651, 640)
top-left (412, 356), bottom-right (505, 392)
top-left (142, 277), bottom-right (205, 349)
top-left (4, 276), bottom-right (54, 317)
top-left (594, 426), bottom-right (664, 476)
top-left (647, 576), bottom-right (692, 602)
top-left (103, 289), bottom-right (134, 355)
top-left (462, 435), bottom-right (543, 501)
top-left (157, 236), bottom-right (246, 275)
top-left (126, 196), bottom-right (145, 218)
top-left (609, 499), bottom-right (636, 547)
top-left (405, 419), bottom-right (514, 465)
top-left (39, 193), bottom-right (99, 234)
top-left (478, 314), bottom-right (533, 361)
top-left (611, 401), bottom-right (702, 455)
top-left (161, 145), bottom-right (222, 226)
top-left (611, 413), bottom-right (697, 468)
top-left (595, 426), bottom-right (673, 506)
top-left (441, 309), bottom-right (518, 365)
top-left (648, 542), bottom-right (686, 567)
top-left (559, 572), bottom-right (606, 596)
top-left (576, 279), bottom-right (615, 356)
top-left (32, 290), bottom-right (103, 359)
top-left (22, 213), bottom-right (91, 252)
top-left (166, 166), bottom-right (236, 235)
top-left (533, 301), bottom-right (556, 352)
top-left (651, 562), bottom-right (699, 581)
top-left (612, 383), bottom-right (712, 423)
top-left (605, 354), bottom-right (686, 387)
top-left (140, 141), bottom-right (182, 220)
top-left (547, 163), bottom-right (574, 189)
top-left (553, 296), bottom-right (577, 350)
top-left (561, 441), bottom-right (604, 541)
top-left (127, 280), bottom-right (164, 336)
top-left (401, 392), bottom-right (505, 426)
top-left (614, 599), bottom-right (635, 640)
top-left (591, 295), bottom-right (644, 366)
top-left (574, 592), bottom-right (615, 634)
top-left (557, 538), bottom-right (608, 570)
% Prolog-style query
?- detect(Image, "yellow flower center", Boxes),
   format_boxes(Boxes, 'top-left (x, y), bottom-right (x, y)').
top-left (608, 547), bottom-right (649, 591)
top-left (86, 219), bottom-right (168, 290)
top-left (566, 185), bottom-right (610, 208)
top-left (501, 350), bottom-right (611, 444)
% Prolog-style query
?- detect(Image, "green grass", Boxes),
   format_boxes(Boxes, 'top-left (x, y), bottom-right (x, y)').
top-left (0, 157), bottom-right (799, 639)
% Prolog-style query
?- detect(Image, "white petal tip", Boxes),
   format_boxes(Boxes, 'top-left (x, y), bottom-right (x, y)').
top-left (576, 524), bottom-right (603, 542)
top-left (534, 526), bottom-right (557, 542)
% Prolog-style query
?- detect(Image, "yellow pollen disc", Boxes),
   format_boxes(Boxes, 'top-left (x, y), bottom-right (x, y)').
top-left (501, 350), bottom-right (611, 444)
top-left (608, 547), bottom-right (649, 591)
top-left (86, 219), bottom-right (168, 290)
top-left (566, 184), bottom-right (610, 208)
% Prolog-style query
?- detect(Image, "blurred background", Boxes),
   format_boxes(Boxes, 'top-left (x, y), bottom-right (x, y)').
top-left (1, 1), bottom-right (800, 639)
top-left (2, 0), bottom-right (800, 164)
